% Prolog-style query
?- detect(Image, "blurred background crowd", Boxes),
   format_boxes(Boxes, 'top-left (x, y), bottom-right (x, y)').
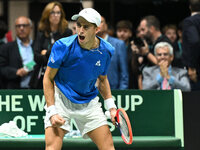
top-left (0, 0), bottom-right (200, 91)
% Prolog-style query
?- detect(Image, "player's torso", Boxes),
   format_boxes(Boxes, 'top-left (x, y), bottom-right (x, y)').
top-left (58, 39), bottom-right (108, 83)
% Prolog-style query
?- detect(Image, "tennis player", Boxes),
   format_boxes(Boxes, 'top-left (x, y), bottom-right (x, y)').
top-left (43, 8), bottom-right (117, 150)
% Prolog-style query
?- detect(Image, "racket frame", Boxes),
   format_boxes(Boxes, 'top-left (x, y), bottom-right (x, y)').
top-left (116, 108), bottom-right (133, 145)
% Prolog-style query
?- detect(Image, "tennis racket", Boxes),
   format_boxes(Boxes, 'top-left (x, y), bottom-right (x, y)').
top-left (105, 108), bottom-right (133, 145)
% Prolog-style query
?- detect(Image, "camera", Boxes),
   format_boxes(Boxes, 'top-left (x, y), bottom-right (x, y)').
top-left (133, 37), bottom-right (145, 48)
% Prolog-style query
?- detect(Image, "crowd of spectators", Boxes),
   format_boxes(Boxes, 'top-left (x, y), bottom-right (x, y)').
top-left (0, 0), bottom-right (199, 91)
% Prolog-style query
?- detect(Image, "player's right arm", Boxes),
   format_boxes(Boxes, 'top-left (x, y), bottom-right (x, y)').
top-left (43, 66), bottom-right (65, 127)
top-left (43, 66), bottom-right (58, 107)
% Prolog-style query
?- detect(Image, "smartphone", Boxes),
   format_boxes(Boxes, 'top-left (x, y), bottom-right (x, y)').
top-left (133, 37), bottom-right (145, 48)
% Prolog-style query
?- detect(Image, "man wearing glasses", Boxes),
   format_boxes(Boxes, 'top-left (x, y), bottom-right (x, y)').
top-left (142, 42), bottom-right (190, 91)
top-left (0, 16), bottom-right (35, 89)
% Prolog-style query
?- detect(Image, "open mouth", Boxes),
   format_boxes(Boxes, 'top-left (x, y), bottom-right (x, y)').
top-left (79, 35), bottom-right (85, 41)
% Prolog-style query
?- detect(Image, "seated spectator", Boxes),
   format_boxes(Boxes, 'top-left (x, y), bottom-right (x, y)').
top-left (0, 16), bottom-right (35, 89)
top-left (142, 42), bottom-right (190, 91)
top-left (29, 1), bottom-right (72, 89)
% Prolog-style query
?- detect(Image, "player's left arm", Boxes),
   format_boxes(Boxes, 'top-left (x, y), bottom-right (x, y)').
top-left (98, 75), bottom-right (117, 124)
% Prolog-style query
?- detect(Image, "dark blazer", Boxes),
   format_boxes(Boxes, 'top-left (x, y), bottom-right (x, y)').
top-left (182, 14), bottom-right (200, 74)
top-left (0, 41), bottom-right (33, 89)
top-left (107, 35), bottom-right (129, 90)
top-left (142, 65), bottom-right (191, 91)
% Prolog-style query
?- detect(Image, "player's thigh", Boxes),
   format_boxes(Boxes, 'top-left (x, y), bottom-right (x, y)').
top-left (87, 125), bottom-right (115, 150)
top-left (45, 126), bottom-right (67, 150)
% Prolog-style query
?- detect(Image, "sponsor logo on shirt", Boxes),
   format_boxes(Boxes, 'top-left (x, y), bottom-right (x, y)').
top-left (95, 60), bottom-right (101, 66)
top-left (50, 57), bottom-right (55, 63)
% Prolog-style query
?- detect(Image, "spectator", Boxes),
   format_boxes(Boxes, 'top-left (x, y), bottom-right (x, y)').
top-left (115, 20), bottom-right (141, 89)
top-left (29, 1), bottom-right (72, 89)
top-left (116, 20), bottom-right (133, 46)
top-left (130, 17), bottom-right (163, 88)
top-left (97, 16), bottom-right (129, 89)
top-left (182, 0), bottom-right (200, 90)
top-left (162, 24), bottom-right (177, 43)
top-left (142, 42), bottom-right (190, 91)
top-left (162, 24), bottom-right (184, 68)
top-left (0, 16), bottom-right (35, 89)
top-left (138, 15), bottom-right (172, 64)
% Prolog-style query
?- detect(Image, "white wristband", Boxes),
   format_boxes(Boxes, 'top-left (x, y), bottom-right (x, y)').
top-left (105, 98), bottom-right (117, 110)
top-left (46, 105), bottom-right (58, 120)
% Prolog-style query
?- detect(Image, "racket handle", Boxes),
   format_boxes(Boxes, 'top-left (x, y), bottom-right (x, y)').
top-left (105, 111), bottom-right (111, 119)
top-left (105, 111), bottom-right (118, 127)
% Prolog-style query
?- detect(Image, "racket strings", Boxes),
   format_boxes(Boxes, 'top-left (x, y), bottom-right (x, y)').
top-left (119, 112), bottom-right (130, 142)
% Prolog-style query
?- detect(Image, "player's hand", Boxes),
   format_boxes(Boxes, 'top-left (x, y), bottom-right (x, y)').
top-left (50, 114), bottom-right (65, 127)
top-left (16, 68), bottom-right (28, 77)
top-left (130, 41), bottom-right (139, 54)
top-left (139, 39), bottom-right (149, 56)
top-left (109, 108), bottom-right (117, 125)
top-left (159, 60), bottom-right (169, 78)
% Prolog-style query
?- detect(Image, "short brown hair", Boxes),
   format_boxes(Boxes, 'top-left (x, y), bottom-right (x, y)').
top-left (142, 15), bottom-right (160, 31)
top-left (162, 24), bottom-right (177, 34)
top-left (116, 20), bottom-right (132, 30)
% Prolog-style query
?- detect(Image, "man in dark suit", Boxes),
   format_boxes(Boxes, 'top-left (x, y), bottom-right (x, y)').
top-left (182, 0), bottom-right (200, 90)
top-left (97, 16), bottom-right (129, 89)
top-left (142, 42), bottom-right (190, 91)
top-left (0, 16), bottom-right (35, 89)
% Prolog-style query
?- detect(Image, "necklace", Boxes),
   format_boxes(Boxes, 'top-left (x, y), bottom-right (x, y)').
top-left (91, 37), bottom-right (99, 49)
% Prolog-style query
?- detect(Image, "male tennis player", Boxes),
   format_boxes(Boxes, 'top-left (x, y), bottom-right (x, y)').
top-left (43, 8), bottom-right (117, 150)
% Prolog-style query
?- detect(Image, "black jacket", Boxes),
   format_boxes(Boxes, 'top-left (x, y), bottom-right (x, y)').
top-left (182, 14), bottom-right (200, 73)
top-left (0, 41), bottom-right (34, 89)
top-left (29, 28), bottom-right (72, 89)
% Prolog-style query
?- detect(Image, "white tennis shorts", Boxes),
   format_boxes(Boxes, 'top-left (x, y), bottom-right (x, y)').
top-left (44, 86), bottom-right (108, 139)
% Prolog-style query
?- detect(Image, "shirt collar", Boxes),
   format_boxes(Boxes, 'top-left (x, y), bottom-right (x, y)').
top-left (104, 34), bottom-right (109, 41)
top-left (16, 37), bottom-right (32, 46)
top-left (168, 65), bottom-right (172, 74)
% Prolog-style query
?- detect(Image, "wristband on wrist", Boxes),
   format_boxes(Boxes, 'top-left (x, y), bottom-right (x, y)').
top-left (46, 105), bottom-right (58, 120)
top-left (105, 98), bottom-right (117, 110)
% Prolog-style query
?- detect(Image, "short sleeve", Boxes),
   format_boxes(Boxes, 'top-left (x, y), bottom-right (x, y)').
top-left (47, 40), bottom-right (68, 68)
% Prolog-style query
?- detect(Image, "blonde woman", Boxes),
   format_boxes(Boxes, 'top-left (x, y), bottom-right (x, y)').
top-left (30, 1), bottom-right (72, 89)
